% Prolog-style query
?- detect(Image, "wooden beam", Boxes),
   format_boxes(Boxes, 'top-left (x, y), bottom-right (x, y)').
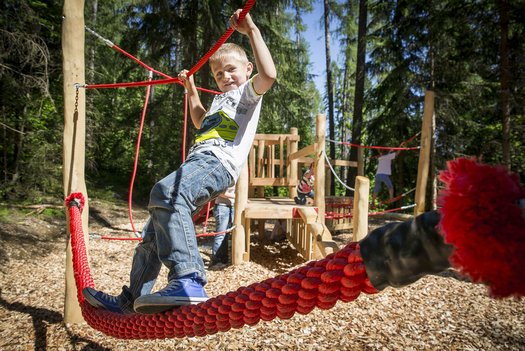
top-left (62, 0), bottom-right (87, 324)
top-left (288, 128), bottom-right (299, 198)
top-left (330, 159), bottom-right (358, 167)
top-left (314, 114), bottom-right (326, 222)
top-left (352, 176), bottom-right (369, 241)
top-left (289, 144), bottom-right (316, 162)
top-left (254, 133), bottom-right (300, 142)
top-left (232, 163), bottom-right (248, 264)
top-left (249, 178), bottom-right (298, 186)
top-left (414, 90), bottom-right (434, 216)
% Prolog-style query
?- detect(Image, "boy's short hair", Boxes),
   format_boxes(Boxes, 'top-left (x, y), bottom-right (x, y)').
top-left (209, 43), bottom-right (249, 66)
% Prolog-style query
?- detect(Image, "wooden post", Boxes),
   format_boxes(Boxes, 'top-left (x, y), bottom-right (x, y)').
top-left (288, 127), bottom-right (298, 198)
top-left (414, 90), bottom-right (434, 216)
top-left (62, 0), bottom-right (87, 324)
top-left (314, 114), bottom-right (326, 223)
top-left (357, 146), bottom-right (364, 176)
top-left (232, 163), bottom-right (248, 264)
top-left (352, 176), bottom-right (369, 241)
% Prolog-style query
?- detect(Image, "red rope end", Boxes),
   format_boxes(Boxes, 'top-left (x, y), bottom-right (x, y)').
top-left (65, 192), bottom-right (85, 211)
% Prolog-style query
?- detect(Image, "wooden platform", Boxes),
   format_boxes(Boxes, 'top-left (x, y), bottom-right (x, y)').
top-left (244, 198), bottom-right (316, 219)
top-left (240, 197), bottom-right (336, 261)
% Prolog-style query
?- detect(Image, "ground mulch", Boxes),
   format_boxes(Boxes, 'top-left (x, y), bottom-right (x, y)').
top-left (0, 199), bottom-right (524, 351)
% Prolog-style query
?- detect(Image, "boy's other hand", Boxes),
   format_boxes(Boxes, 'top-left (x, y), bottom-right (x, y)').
top-left (178, 69), bottom-right (194, 90)
top-left (230, 9), bottom-right (255, 35)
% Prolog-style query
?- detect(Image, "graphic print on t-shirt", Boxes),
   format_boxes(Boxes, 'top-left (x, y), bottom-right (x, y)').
top-left (195, 110), bottom-right (239, 143)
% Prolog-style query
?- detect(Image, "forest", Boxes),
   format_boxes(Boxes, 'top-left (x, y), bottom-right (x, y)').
top-left (1, 0), bottom-right (524, 207)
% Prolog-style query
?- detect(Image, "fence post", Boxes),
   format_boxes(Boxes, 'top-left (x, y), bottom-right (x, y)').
top-left (414, 90), bottom-right (434, 216)
top-left (352, 176), bottom-right (369, 241)
top-left (62, 0), bottom-right (88, 324)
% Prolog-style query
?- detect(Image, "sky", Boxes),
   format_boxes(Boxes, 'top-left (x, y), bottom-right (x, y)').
top-left (302, 2), bottom-right (341, 95)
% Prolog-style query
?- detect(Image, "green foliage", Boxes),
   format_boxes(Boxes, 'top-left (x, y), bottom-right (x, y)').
top-left (1, 0), bottom-right (523, 207)
top-left (264, 186), bottom-right (289, 198)
top-left (0, 207), bottom-right (10, 222)
top-left (0, 0), bottom-right (63, 201)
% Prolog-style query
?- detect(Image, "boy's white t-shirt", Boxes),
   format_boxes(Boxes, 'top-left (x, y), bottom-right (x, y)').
top-left (188, 78), bottom-right (263, 181)
top-left (376, 152), bottom-right (396, 175)
top-left (215, 185), bottom-right (236, 206)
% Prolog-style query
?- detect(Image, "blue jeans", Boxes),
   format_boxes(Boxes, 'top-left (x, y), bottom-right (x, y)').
top-left (373, 173), bottom-right (393, 195)
top-left (212, 203), bottom-right (233, 260)
top-left (124, 151), bottom-right (233, 304)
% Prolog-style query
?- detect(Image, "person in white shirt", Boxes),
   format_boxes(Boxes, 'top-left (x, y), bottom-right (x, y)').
top-left (372, 150), bottom-right (398, 206)
top-left (210, 185), bottom-right (235, 267)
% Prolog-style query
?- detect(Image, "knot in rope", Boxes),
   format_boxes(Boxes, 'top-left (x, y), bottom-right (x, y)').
top-left (65, 192), bottom-right (85, 211)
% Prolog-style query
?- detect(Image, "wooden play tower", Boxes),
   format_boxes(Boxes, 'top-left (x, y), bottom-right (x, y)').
top-left (232, 114), bottom-right (340, 264)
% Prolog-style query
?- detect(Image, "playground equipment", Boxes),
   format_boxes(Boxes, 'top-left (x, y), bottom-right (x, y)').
top-left (233, 113), bottom-right (339, 263)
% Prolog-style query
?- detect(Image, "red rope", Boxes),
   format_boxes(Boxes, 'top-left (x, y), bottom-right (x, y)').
top-left (66, 192), bottom-right (378, 339)
top-left (93, 227), bottom-right (234, 241)
top-left (86, 26), bottom-right (221, 95)
top-left (343, 143), bottom-right (419, 151)
top-left (331, 132), bottom-right (421, 151)
top-left (182, 91), bottom-right (188, 161)
top-left (112, 45), bottom-right (171, 79)
top-left (84, 0), bottom-right (256, 91)
top-left (376, 188), bottom-right (415, 207)
top-left (127, 72), bottom-right (153, 235)
top-left (324, 204), bottom-right (416, 220)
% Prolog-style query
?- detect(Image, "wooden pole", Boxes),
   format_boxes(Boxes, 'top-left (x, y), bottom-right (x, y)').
top-left (288, 127), bottom-right (298, 199)
top-left (352, 176), bottom-right (369, 241)
top-left (232, 162), bottom-right (248, 264)
top-left (314, 114), bottom-right (326, 223)
top-left (414, 90), bottom-right (434, 216)
top-left (62, 0), bottom-right (88, 324)
top-left (357, 146), bottom-right (364, 176)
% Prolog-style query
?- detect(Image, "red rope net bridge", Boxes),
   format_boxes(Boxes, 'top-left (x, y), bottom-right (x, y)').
top-left (66, 192), bottom-right (378, 339)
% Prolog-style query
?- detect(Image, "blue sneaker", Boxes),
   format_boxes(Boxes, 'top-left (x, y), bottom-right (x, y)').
top-left (82, 286), bottom-right (134, 314)
top-left (133, 273), bottom-right (208, 314)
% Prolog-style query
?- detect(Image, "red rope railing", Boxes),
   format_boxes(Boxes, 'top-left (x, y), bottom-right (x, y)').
top-left (328, 132), bottom-right (421, 151)
top-left (325, 204), bottom-right (416, 220)
top-left (66, 192), bottom-right (378, 339)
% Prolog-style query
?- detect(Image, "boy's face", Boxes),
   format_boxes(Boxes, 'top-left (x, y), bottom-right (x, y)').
top-left (211, 53), bottom-right (253, 93)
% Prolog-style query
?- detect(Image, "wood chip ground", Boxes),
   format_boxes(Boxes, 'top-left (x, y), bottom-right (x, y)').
top-left (1, 201), bottom-right (524, 350)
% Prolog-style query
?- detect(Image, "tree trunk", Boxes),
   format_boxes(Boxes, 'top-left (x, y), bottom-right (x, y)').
top-left (499, 0), bottom-right (510, 169)
top-left (323, 0), bottom-right (335, 195)
top-left (88, 0), bottom-right (97, 84)
top-left (346, 0), bottom-right (367, 196)
top-left (340, 56), bottom-right (351, 186)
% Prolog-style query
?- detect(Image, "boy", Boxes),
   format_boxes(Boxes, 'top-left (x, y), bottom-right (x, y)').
top-left (82, 9), bottom-right (276, 314)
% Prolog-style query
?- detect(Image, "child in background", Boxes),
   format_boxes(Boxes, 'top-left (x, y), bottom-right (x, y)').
top-left (210, 186), bottom-right (235, 267)
top-left (294, 166), bottom-right (315, 205)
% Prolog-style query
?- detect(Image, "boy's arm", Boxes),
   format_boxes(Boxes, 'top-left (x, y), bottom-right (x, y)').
top-left (231, 10), bottom-right (276, 95)
top-left (178, 69), bottom-right (207, 129)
